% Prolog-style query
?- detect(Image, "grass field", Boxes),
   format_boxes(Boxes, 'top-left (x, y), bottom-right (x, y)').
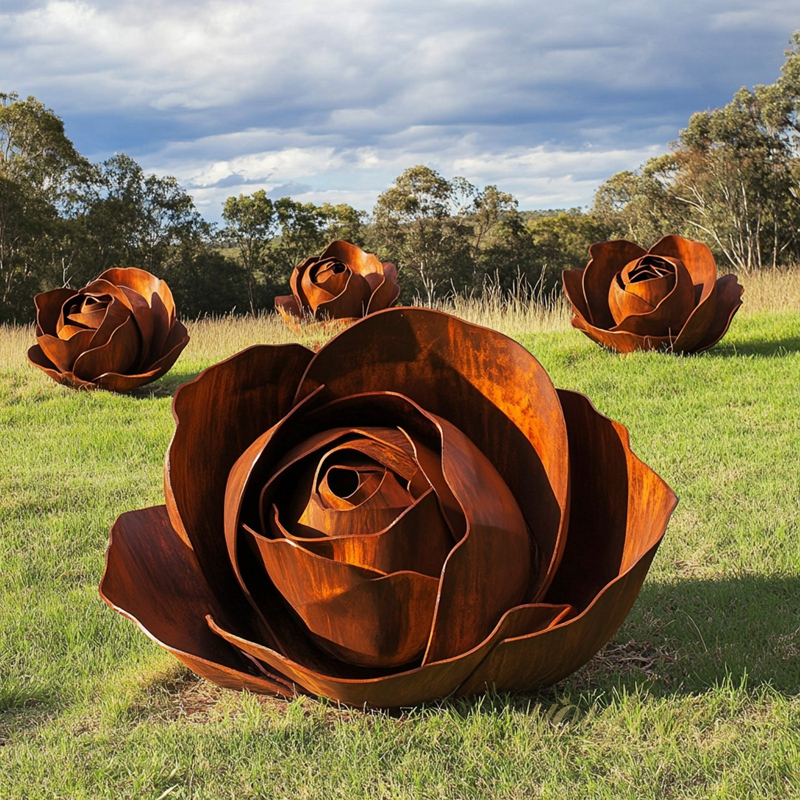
top-left (1, 272), bottom-right (800, 798)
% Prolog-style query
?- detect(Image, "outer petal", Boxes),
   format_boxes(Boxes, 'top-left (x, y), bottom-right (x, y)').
top-left (570, 315), bottom-right (674, 354)
top-left (164, 343), bottom-right (315, 601)
top-left (649, 235), bottom-right (718, 352)
top-left (562, 268), bottom-right (591, 322)
top-left (275, 294), bottom-right (303, 322)
top-left (206, 599), bottom-right (573, 707)
top-left (582, 240), bottom-right (647, 328)
top-left (296, 308), bottom-right (570, 602)
top-left (98, 266), bottom-right (176, 362)
top-left (36, 329), bottom-right (96, 373)
top-left (457, 390), bottom-right (677, 695)
top-left (365, 262), bottom-right (399, 314)
top-left (100, 505), bottom-right (297, 697)
top-left (33, 287), bottom-right (76, 335)
top-left (27, 345), bottom-right (96, 389)
top-left (72, 314), bottom-right (141, 381)
top-left (686, 274), bottom-right (744, 353)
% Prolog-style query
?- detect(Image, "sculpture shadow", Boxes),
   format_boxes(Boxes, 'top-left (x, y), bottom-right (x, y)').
top-left (442, 573), bottom-right (800, 718)
top-left (126, 367), bottom-right (204, 400)
top-left (708, 336), bottom-right (800, 359)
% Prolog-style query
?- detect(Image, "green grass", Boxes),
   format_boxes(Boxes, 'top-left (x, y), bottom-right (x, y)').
top-left (1, 308), bottom-right (800, 799)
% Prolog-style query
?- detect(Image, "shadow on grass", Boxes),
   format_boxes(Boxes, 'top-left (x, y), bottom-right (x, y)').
top-left (124, 367), bottom-right (204, 400)
top-left (442, 573), bottom-right (800, 719)
top-left (708, 336), bottom-right (800, 358)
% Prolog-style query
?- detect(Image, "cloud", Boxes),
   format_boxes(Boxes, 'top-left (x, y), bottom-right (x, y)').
top-left (2, 0), bottom-right (797, 218)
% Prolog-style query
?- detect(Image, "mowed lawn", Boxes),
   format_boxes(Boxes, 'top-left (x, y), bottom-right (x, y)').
top-left (1, 277), bottom-right (799, 799)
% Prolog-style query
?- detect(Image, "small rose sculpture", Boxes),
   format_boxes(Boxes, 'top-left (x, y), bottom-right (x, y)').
top-left (100, 308), bottom-right (676, 707)
top-left (563, 235), bottom-right (744, 353)
top-left (275, 240), bottom-right (400, 325)
top-left (27, 267), bottom-right (189, 392)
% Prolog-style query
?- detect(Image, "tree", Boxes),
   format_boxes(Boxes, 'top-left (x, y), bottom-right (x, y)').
top-left (0, 93), bottom-right (87, 320)
top-left (370, 165), bottom-right (478, 302)
top-left (221, 190), bottom-right (278, 313)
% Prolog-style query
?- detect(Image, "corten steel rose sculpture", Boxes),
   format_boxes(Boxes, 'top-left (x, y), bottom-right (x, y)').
top-left (563, 234), bottom-right (744, 353)
top-left (100, 308), bottom-right (677, 707)
top-left (27, 267), bottom-right (189, 392)
top-left (275, 240), bottom-right (400, 325)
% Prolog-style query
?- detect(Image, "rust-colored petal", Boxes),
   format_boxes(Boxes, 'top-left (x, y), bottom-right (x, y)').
top-left (140, 319), bottom-right (190, 377)
top-left (100, 505), bottom-right (297, 697)
top-left (570, 314), bottom-right (676, 353)
top-left (648, 235), bottom-right (719, 352)
top-left (206, 599), bottom-right (572, 707)
top-left (277, 490), bottom-right (452, 577)
top-left (36, 329), bottom-right (96, 373)
top-left (562, 268), bottom-right (591, 322)
top-left (296, 308), bottom-right (570, 602)
top-left (582, 240), bottom-right (647, 328)
top-left (71, 314), bottom-right (141, 382)
top-left (244, 527), bottom-right (439, 668)
top-left (457, 390), bottom-right (677, 695)
top-left (365, 261), bottom-right (399, 314)
top-left (33, 288), bottom-right (75, 335)
top-left (275, 294), bottom-right (303, 322)
top-left (26, 344), bottom-right (96, 389)
top-left (421, 414), bottom-right (531, 664)
top-left (611, 257), bottom-right (696, 337)
top-left (315, 271), bottom-right (372, 320)
top-left (690, 274), bottom-right (745, 353)
top-left (165, 344), bottom-right (315, 593)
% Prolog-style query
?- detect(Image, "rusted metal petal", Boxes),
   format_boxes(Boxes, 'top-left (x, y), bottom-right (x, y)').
top-left (582, 240), bottom-right (648, 328)
top-left (244, 525), bottom-right (440, 668)
top-left (691, 274), bottom-right (745, 352)
top-left (564, 234), bottom-right (743, 353)
top-left (27, 267), bottom-right (189, 392)
top-left (296, 309), bottom-right (570, 602)
top-left (103, 308), bottom-right (676, 707)
top-left (458, 391), bottom-right (676, 695)
top-left (277, 240), bottom-right (400, 324)
top-left (100, 505), bottom-right (298, 697)
top-left (610, 256), bottom-right (696, 337)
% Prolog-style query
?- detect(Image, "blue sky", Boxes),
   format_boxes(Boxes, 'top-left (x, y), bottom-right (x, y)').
top-left (2, 0), bottom-right (797, 220)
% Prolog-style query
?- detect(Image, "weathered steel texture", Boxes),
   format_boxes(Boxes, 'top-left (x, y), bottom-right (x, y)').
top-left (563, 235), bottom-right (744, 353)
top-left (100, 308), bottom-right (677, 707)
top-left (275, 240), bottom-right (400, 326)
top-left (27, 267), bottom-right (189, 392)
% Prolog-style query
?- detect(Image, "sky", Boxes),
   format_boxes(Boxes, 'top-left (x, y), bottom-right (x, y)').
top-left (1, 0), bottom-right (798, 221)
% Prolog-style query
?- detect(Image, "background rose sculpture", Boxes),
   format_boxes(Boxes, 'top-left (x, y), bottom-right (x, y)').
top-left (27, 267), bottom-right (189, 392)
top-left (100, 308), bottom-right (676, 707)
top-left (275, 240), bottom-right (400, 325)
top-left (563, 234), bottom-right (744, 353)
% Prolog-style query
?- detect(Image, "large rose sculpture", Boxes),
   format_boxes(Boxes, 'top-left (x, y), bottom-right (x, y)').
top-left (275, 240), bottom-right (400, 325)
top-left (28, 267), bottom-right (189, 392)
top-left (100, 308), bottom-right (676, 707)
top-left (563, 235), bottom-right (744, 353)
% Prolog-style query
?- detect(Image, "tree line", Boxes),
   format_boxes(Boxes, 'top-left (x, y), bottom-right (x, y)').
top-left (3, 32), bottom-right (800, 323)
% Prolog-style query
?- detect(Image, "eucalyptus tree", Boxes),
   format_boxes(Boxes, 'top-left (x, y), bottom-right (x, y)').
top-left (0, 93), bottom-right (87, 319)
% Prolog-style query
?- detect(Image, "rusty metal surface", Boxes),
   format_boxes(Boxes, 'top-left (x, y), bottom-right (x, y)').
top-left (275, 240), bottom-right (400, 326)
top-left (27, 267), bottom-right (189, 391)
top-left (100, 308), bottom-right (676, 707)
top-left (563, 235), bottom-right (744, 353)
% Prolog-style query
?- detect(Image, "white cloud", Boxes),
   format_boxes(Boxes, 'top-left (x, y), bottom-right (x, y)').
top-left (1, 0), bottom-right (797, 219)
